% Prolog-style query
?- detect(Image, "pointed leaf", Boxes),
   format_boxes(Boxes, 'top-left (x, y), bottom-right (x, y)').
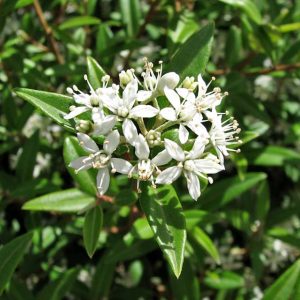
top-left (83, 206), bottom-right (103, 258)
top-left (139, 183), bottom-right (186, 278)
top-left (59, 16), bottom-right (100, 30)
top-left (87, 56), bottom-right (107, 90)
top-left (166, 23), bottom-right (214, 78)
top-left (22, 188), bottom-right (95, 212)
top-left (14, 88), bottom-right (74, 131)
top-left (0, 232), bottom-right (33, 295)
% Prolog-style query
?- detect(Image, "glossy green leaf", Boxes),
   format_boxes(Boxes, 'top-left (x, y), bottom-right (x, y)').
top-left (184, 210), bottom-right (221, 229)
top-left (263, 260), bottom-right (300, 300)
top-left (86, 56), bottom-right (107, 90)
top-left (139, 183), bottom-right (186, 278)
top-left (166, 23), bottom-right (214, 79)
top-left (59, 16), bottom-right (100, 30)
top-left (63, 136), bottom-right (97, 195)
top-left (120, 0), bottom-right (141, 37)
top-left (16, 130), bottom-right (39, 182)
top-left (22, 188), bottom-right (95, 212)
top-left (189, 227), bottom-right (220, 264)
top-left (0, 232), bottom-right (33, 295)
top-left (219, 0), bottom-right (262, 24)
top-left (246, 146), bottom-right (300, 166)
top-left (204, 271), bottom-right (244, 290)
top-left (200, 172), bottom-right (267, 211)
top-left (83, 206), bottom-right (103, 258)
top-left (225, 25), bottom-right (242, 67)
top-left (14, 88), bottom-right (74, 131)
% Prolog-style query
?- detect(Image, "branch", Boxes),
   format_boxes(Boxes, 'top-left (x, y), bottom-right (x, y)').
top-left (33, 0), bottom-right (64, 64)
top-left (209, 62), bottom-right (300, 76)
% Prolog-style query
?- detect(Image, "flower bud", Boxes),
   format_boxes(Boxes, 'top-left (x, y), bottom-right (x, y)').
top-left (157, 72), bottom-right (180, 94)
top-left (119, 69), bottom-right (134, 87)
top-left (75, 120), bottom-right (92, 134)
top-left (182, 76), bottom-right (197, 91)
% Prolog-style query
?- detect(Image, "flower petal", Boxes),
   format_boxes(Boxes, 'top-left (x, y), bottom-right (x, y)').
top-left (64, 106), bottom-right (89, 119)
top-left (160, 107), bottom-right (177, 121)
top-left (137, 90), bottom-right (152, 102)
top-left (93, 115), bottom-right (117, 136)
top-left (123, 79), bottom-right (138, 108)
top-left (176, 88), bottom-right (196, 102)
top-left (130, 105), bottom-right (159, 118)
top-left (157, 72), bottom-right (180, 94)
top-left (187, 136), bottom-right (206, 159)
top-left (164, 139), bottom-right (185, 162)
top-left (164, 86), bottom-right (181, 112)
top-left (193, 157), bottom-right (224, 174)
top-left (77, 133), bottom-right (99, 153)
top-left (135, 134), bottom-right (150, 160)
top-left (97, 167), bottom-right (110, 195)
top-left (111, 158), bottom-right (132, 174)
top-left (152, 150), bottom-right (172, 166)
top-left (184, 171), bottom-right (200, 200)
top-left (179, 124), bottom-right (189, 144)
top-left (197, 74), bottom-right (207, 97)
top-left (187, 114), bottom-right (209, 138)
top-left (156, 166), bottom-right (182, 184)
top-left (103, 130), bottom-right (120, 154)
top-left (122, 119), bottom-right (138, 145)
top-left (69, 156), bottom-right (92, 172)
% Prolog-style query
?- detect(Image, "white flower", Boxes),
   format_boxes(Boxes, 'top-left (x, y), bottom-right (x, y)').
top-left (69, 131), bottom-right (132, 195)
top-left (209, 110), bottom-right (241, 166)
top-left (64, 74), bottom-right (109, 120)
top-left (160, 86), bottom-right (209, 144)
top-left (137, 59), bottom-right (180, 102)
top-left (156, 138), bottom-right (224, 200)
top-left (101, 79), bottom-right (159, 119)
top-left (92, 110), bottom-right (117, 136)
top-left (128, 134), bottom-right (171, 191)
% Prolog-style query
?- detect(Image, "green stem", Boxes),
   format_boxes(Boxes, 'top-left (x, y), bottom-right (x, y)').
top-left (136, 118), bottom-right (148, 135)
top-left (155, 120), bottom-right (179, 132)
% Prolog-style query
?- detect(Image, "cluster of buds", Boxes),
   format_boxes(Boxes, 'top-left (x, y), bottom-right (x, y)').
top-left (64, 59), bottom-right (241, 200)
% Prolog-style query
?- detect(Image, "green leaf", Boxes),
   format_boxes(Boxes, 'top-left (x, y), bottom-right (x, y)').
top-left (263, 260), bottom-right (300, 300)
top-left (16, 130), bottom-right (39, 182)
top-left (63, 136), bottom-right (97, 195)
top-left (199, 172), bottom-right (267, 211)
top-left (37, 268), bottom-right (79, 300)
top-left (204, 271), bottom-right (244, 290)
top-left (225, 25), bottom-right (242, 67)
top-left (119, 0), bottom-right (141, 37)
top-left (14, 88), bottom-right (74, 131)
top-left (59, 16), bottom-right (100, 30)
top-left (255, 179), bottom-right (270, 222)
top-left (246, 146), bottom-right (300, 166)
top-left (0, 232), bottom-right (33, 295)
top-left (139, 183), bottom-right (186, 278)
top-left (86, 56), bottom-right (107, 90)
top-left (168, 259), bottom-right (200, 299)
top-left (166, 23), bottom-right (214, 79)
top-left (278, 22), bottom-right (300, 33)
top-left (219, 0), bottom-right (262, 24)
top-left (83, 206), bottom-right (103, 258)
top-left (189, 227), bottom-right (220, 264)
top-left (22, 188), bottom-right (95, 212)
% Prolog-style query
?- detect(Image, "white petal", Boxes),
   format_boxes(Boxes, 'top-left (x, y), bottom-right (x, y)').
top-left (164, 139), bottom-right (185, 162)
top-left (77, 133), bottom-right (99, 153)
top-left (97, 168), bottom-right (110, 195)
top-left (193, 157), bottom-right (224, 174)
top-left (187, 136), bottom-right (206, 159)
top-left (184, 171), bottom-right (200, 200)
top-left (197, 74), bottom-right (207, 97)
top-left (179, 124), bottom-right (189, 144)
top-left (160, 107), bottom-right (177, 121)
top-left (130, 105), bottom-right (159, 118)
top-left (187, 115), bottom-right (209, 138)
top-left (135, 134), bottom-right (150, 160)
top-left (64, 106), bottom-right (89, 119)
top-left (92, 109), bottom-right (105, 123)
top-left (152, 150), bottom-right (172, 166)
top-left (157, 72), bottom-right (180, 94)
top-left (93, 115), bottom-right (117, 136)
top-left (156, 166), bottom-right (182, 184)
top-left (69, 156), bottom-right (92, 172)
top-left (104, 130), bottom-right (120, 154)
top-left (123, 79), bottom-right (138, 108)
top-left (164, 87), bottom-right (181, 112)
top-left (111, 158), bottom-right (132, 174)
top-left (176, 88), bottom-right (196, 102)
top-left (137, 90), bottom-right (152, 102)
top-left (122, 119), bottom-right (138, 145)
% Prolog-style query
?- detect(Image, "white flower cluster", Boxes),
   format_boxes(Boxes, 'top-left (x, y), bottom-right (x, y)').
top-left (64, 59), bottom-right (241, 200)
